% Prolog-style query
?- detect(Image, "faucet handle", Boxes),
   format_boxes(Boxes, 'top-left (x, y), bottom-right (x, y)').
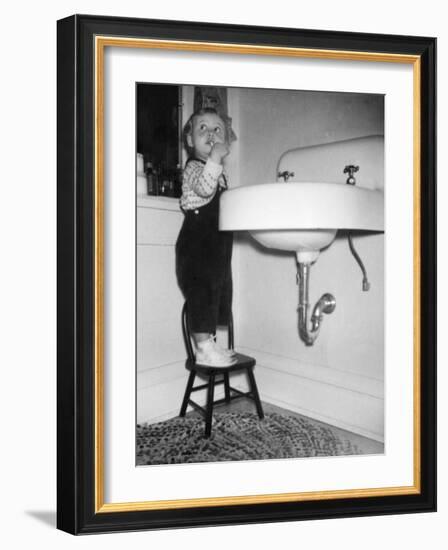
top-left (278, 170), bottom-right (295, 182)
top-left (344, 165), bottom-right (359, 185)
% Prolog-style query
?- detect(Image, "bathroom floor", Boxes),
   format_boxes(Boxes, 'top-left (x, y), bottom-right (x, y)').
top-left (186, 397), bottom-right (384, 455)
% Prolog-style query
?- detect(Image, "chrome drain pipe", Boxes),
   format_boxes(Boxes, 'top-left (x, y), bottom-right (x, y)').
top-left (296, 261), bottom-right (336, 346)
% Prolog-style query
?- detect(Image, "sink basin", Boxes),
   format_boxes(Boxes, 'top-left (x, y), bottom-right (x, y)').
top-left (250, 227), bottom-right (338, 261)
top-left (219, 181), bottom-right (384, 262)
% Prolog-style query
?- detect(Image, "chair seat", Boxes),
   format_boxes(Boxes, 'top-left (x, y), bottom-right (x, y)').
top-left (186, 352), bottom-right (256, 374)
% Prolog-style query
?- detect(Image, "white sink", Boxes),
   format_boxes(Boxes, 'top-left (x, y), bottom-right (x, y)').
top-left (219, 181), bottom-right (384, 262)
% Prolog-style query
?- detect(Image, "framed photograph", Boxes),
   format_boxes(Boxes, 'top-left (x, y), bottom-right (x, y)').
top-left (57, 14), bottom-right (436, 534)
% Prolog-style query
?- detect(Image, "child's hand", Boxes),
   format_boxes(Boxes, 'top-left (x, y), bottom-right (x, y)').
top-left (210, 142), bottom-right (229, 164)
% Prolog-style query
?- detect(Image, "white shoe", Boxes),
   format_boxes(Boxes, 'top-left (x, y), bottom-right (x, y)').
top-left (210, 335), bottom-right (237, 358)
top-left (195, 337), bottom-right (238, 367)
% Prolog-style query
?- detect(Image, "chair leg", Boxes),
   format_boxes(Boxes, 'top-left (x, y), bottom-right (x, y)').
top-left (224, 372), bottom-right (231, 403)
top-left (179, 370), bottom-right (196, 417)
top-left (247, 367), bottom-right (264, 419)
top-left (205, 373), bottom-right (216, 438)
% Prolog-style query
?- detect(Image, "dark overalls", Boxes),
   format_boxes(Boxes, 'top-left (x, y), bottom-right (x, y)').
top-left (175, 159), bottom-right (233, 334)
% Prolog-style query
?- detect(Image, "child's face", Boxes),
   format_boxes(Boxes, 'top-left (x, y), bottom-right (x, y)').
top-left (187, 113), bottom-right (226, 161)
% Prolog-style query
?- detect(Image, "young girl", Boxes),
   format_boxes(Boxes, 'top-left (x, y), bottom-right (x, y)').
top-left (175, 108), bottom-right (237, 367)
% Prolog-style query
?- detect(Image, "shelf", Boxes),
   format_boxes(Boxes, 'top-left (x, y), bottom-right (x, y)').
top-left (136, 194), bottom-right (181, 212)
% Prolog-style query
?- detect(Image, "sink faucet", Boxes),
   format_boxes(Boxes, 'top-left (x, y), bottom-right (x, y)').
top-left (277, 170), bottom-right (295, 182)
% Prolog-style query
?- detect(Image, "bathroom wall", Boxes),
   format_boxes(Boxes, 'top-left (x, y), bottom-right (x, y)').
top-left (232, 88), bottom-right (385, 441)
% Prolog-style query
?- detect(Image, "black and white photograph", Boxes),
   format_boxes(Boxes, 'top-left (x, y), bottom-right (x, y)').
top-left (135, 83), bottom-right (385, 466)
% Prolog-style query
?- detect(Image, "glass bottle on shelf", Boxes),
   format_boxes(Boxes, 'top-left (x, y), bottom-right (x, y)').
top-left (166, 169), bottom-right (174, 197)
top-left (147, 162), bottom-right (160, 196)
top-left (154, 166), bottom-right (160, 195)
top-left (159, 163), bottom-right (173, 197)
top-left (145, 161), bottom-right (154, 195)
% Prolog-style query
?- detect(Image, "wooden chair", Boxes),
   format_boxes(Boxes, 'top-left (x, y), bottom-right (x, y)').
top-left (179, 302), bottom-right (264, 437)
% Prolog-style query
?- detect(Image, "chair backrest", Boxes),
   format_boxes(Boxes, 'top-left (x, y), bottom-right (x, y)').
top-left (181, 302), bottom-right (234, 361)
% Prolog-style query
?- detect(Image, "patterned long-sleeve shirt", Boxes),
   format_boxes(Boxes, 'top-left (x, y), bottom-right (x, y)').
top-left (179, 158), bottom-right (228, 211)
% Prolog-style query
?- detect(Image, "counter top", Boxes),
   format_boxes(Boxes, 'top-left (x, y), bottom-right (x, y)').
top-left (136, 194), bottom-right (181, 212)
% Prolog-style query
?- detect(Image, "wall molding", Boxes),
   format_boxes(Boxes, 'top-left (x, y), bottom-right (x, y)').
top-left (137, 361), bottom-right (239, 424)
top-left (237, 346), bottom-right (384, 442)
top-left (239, 346), bottom-right (383, 398)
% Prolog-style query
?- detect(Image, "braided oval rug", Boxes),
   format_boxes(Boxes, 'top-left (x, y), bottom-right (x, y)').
top-left (137, 412), bottom-right (360, 465)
